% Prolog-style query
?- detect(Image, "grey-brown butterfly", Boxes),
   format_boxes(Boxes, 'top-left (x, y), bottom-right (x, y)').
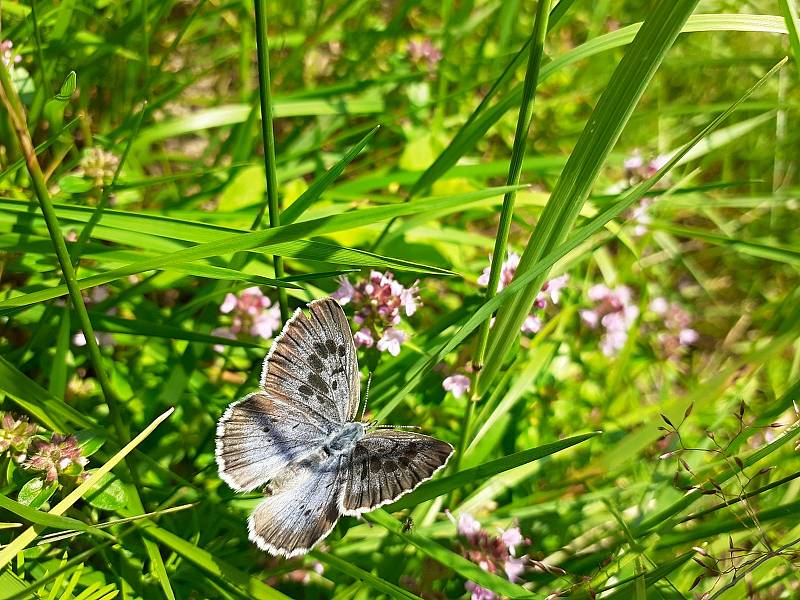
top-left (215, 297), bottom-right (453, 557)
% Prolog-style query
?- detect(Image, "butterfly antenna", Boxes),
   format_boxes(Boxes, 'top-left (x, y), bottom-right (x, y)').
top-left (360, 372), bottom-right (373, 420)
top-left (376, 424), bottom-right (422, 431)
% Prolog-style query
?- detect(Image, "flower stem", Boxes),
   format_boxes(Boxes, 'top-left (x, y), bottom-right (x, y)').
top-left (455, 0), bottom-right (552, 470)
top-left (253, 0), bottom-right (289, 322)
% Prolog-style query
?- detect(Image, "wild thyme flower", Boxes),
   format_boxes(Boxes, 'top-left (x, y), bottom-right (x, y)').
top-left (580, 284), bottom-right (639, 356)
top-left (479, 252), bottom-right (569, 335)
top-left (24, 434), bottom-right (88, 483)
top-left (76, 147), bottom-right (120, 189)
top-left (449, 511), bottom-right (530, 599)
top-left (213, 287), bottom-right (281, 351)
top-left (0, 413), bottom-right (37, 460)
top-left (648, 297), bottom-right (698, 356)
top-left (443, 373), bottom-right (471, 398)
top-left (332, 271), bottom-right (420, 356)
top-left (1, 40), bottom-right (22, 68)
top-left (407, 38), bottom-right (443, 71)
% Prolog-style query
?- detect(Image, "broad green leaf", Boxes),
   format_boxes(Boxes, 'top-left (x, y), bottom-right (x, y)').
top-left (17, 477), bottom-right (58, 509)
top-left (85, 471), bottom-right (129, 511)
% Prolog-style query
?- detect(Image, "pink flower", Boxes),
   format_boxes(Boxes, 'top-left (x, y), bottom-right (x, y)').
top-left (465, 582), bottom-right (496, 600)
top-left (377, 327), bottom-right (406, 356)
top-left (1, 40), bottom-right (22, 68)
top-left (0, 413), bottom-right (37, 457)
top-left (631, 198), bottom-right (653, 236)
top-left (458, 512), bottom-right (482, 536)
top-left (504, 556), bottom-right (527, 582)
top-left (334, 271), bottom-right (419, 355)
top-left (24, 434), bottom-right (88, 483)
top-left (521, 315), bottom-right (542, 334)
top-left (581, 284), bottom-right (639, 356)
top-left (407, 38), bottom-right (443, 71)
top-left (648, 298), bottom-right (698, 357)
top-left (215, 287), bottom-right (281, 348)
top-left (354, 329), bottom-right (374, 348)
top-left (500, 527), bottom-right (523, 555)
top-left (443, 374), bottom-right (471, 399)
top-left (479, 253), bottom-right (569, 336)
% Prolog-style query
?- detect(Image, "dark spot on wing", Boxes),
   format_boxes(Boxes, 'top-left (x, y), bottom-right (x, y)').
top-left (298, 384), bottom-right (313, 396)
top-left (313, 342), bottom-right (328, 358)
top-left (325, 339), bottom-right (337, 354)
top-left (308, 373), bottom-right (329, 392)
top-left (337, 343), bottom-right (346, 357)
top-left (384, 460), bottom-right (398, 472)
top-left (369, 457), bottom-right (381, 470)
top-left (332, 380), bottom-right (338, 390)
top-left (308, 354), bottom-right (324, 372)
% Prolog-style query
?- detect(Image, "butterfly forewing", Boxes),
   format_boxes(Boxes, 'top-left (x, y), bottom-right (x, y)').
top-left (261, 298), bottom-right (359, 425)
top-left (340, 430), bottom-right (453, 515)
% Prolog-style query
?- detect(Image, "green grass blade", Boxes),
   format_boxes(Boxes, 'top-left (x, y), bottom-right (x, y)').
top-left (389, 432), bottom-right (599, 511)
top-left (281, 126), bottom-right (379, 224)
top-left (481, 0), bottom-right (700, 394)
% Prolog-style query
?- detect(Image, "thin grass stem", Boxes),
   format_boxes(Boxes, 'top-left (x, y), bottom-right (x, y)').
top-left (453, 0), bottom-right (552, 471)
top-left (253, 0), bottom-right (289, 321)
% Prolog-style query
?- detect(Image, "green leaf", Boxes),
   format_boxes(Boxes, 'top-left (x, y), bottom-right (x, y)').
top-left (281, 126), bottom-right (379, 224)
top-left (57, 174), bottom-right (94, 194)
top-left (42, 71), bottom-right (76, 131)
top-left (17, 478), bottom-right (58, 509)
top-left (0, 186), bottom-right (517, 310)
top-left (0, 492), bottom-right (109, 539)
top-left (73, 431), bottom-right (106, 457)
top-left (84, 471), bottom-right (129, 511)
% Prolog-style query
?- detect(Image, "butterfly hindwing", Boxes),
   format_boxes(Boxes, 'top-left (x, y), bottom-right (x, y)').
top-left (248, 454), bottom-right (345, 557)
top-left (340, 430), bottom-right (453, 515)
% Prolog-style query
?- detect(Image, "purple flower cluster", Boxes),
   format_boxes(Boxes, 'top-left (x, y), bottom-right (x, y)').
top-left (407, 38), bottom-right (443, 71)
top-left (580, 284), bottom-right (639, 356)
top-left (649, 297), bottom-right (698, 356)
top-left (620, 151), bottom-right (670, 237)
top-left (332, 271), bottom-right (420, 356)
top-left (213, 287), bottom-right (281, 350)
top-left (0, 413), bottom-right (37, 462)
top-left (478, 252), bottom-right (569, 335)
top-left (450, 512), bottom-right (529, 599)
top-left (24, 434), bottom-right (89, 483)
top-left (1, 40), bottom-right (21, 68)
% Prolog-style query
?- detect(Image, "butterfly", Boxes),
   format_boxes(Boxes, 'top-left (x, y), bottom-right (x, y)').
top-left (215, 297), bottom-right (453, 557)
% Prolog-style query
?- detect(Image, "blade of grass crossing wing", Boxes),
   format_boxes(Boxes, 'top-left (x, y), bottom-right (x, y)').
top-left (389, 432), bottom-right (599, 511)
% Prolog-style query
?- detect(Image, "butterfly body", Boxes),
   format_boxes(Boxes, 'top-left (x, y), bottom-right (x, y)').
top-left (216, 298), bottom-right (453, 557)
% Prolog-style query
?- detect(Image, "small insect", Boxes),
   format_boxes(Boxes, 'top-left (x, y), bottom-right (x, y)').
top-left (401, 517), bottom-right (414, 533)
top-left (216, 298), bottom-right (453, 557)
